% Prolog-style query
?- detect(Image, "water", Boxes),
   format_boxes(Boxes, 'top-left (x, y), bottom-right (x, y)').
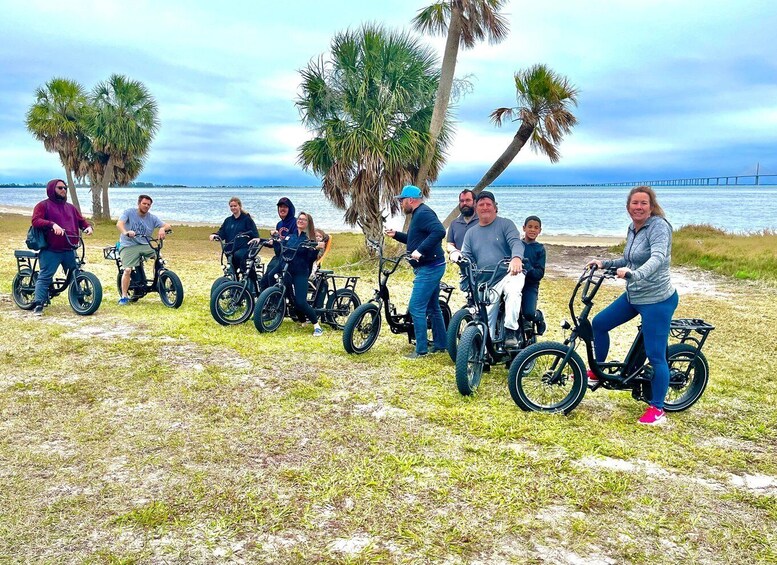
top-left (2, 185), bottom-right (775, 237)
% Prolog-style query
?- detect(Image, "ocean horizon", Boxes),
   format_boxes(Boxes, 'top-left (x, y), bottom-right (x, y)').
top-left (2, 184), bottom-right (775, 238)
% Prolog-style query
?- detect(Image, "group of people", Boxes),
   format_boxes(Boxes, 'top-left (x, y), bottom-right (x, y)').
top-left (388, 183), bottom-right (676, 427)
top-left (28, 179), bottom-right (676, 425)
top-left (208, 196), bottom-right (331, 336)
top-left (387, 186), bottom-right (546, 357)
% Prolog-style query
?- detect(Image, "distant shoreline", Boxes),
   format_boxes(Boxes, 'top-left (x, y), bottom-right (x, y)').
top-left (0, 206), bottom-right (622, 247)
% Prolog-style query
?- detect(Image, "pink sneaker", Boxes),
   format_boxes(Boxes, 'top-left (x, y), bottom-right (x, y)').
top-left (638, 405), bottom-right (666, 426)
top-left (586, 370), bottom-right (599, 386)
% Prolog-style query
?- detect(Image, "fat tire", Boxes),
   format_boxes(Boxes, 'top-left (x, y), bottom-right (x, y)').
top-left (158, 270), bottom-right (184, 308)
top-left (342, 302), bottom-right (381, 354)
top-left (663, 343), bottom-right (709, 412)
top-left (507, 341), bottom-right (586, 414)
top-left (446, 308), bottom-right (473, 362)
top-left (325, 289), bottom-right (361, 330)
top-left (210, 281), bottom-right (255, 326)
top-left (68, 271), bottom-right (102, 315)
top-left (210, 276), bottom-right (232, 297)
top-left (254, 286), bottom-right (285, 333)
top-left (455, 325), bottom-right (485, 396)
top-left (12, 269), bottom-right (37, 310)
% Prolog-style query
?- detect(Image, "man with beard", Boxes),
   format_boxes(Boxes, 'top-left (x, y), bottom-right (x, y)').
top-left (446, 189), bottom-right (478, 252)
top-left (31, 179), bottom-right (93, 316)
top-left (458, 191), bottom-right (525, 347)
top-left (385, 185), bottom-right (447, 358)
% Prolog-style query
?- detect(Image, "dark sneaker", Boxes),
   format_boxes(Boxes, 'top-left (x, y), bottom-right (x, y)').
top-left (404, 351), bottom-right (428, 359)
top-left (504, 330), bottom-right (519, 347)
top-left (536, 310), bottom-right (547, 335)
top-left (33, 305), bottom-right (44, 316)
top-left (428, 345), bottom-right (446, 354)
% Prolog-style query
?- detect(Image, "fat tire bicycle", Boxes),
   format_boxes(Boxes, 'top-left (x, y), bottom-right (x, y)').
top-left (209, 232), bottom-right (265, 298)
top-left (342, 236), bottom-right (453, 355)
top-left (507, 265), bottom-right (713, 415)
top-left (448, 256), bottom-right (543, 396)
top-left (13, 230), bottom-right (102, 316)
top-left (252, 237), bottom-right (361, 333)
top-left (104, 229), bottom-right (184, 308)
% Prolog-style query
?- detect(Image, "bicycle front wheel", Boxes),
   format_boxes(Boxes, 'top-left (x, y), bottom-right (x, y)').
top-left (68, 271), bottom-right (103, 315)
top-left (254, 286), bottom-right (285, 333)
top-left (508, 342), bottom-right (586, 414)
top-left (158, 270), bottom-right (184, 308)
top-left (210, 281), bottom-right (255, 325)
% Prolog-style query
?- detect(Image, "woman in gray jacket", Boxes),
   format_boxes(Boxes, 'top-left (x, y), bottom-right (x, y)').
top-left (588, 186), bottom-right (678, 426)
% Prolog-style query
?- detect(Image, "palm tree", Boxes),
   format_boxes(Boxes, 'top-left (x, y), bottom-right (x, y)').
top-left (25, 78), bottom-right (89, 212)
top-left (297, 25), bottom-right (452, 241)
top-left (83, 74), bottom-right (159, 220)
top-left (412, 0), bottom-right (509, 190)
top-left (442, 64), bottom-right (579, 226)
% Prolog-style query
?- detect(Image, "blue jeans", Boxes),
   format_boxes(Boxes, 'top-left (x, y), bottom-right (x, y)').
top-left (521, 284), bottom-right (539, 321)
top-left (409, 262), bottom-right (446, 354)
top-left (34, 249), bottom-right (78, 305)
top-left (592, 291), bottom-right (679, 409)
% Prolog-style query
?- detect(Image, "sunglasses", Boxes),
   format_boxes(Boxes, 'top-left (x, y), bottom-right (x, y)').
top-left (55, 185), bottom-right (67, 190)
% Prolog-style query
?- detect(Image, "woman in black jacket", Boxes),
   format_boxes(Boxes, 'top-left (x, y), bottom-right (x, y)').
top-left (209, 197), bottom-right (259, 275)
top-left (280, 211), bottom-right (325, 336)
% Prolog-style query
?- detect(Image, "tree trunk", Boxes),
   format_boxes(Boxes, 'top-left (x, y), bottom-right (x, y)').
top-left (90, 183), bottom-right (102, 220)
top-left (98, 156), bottom-right (116, 221)
top-left (64, 168), bottom-right (81, 213)
top-left (102, 183), bottom-right (111, 221)
top-left (415, 4), bottom-right (463, 191)
top-left (441, 122), bottom-right (534, 227)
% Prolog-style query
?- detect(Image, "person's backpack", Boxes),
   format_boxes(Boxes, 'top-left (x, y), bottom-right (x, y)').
top-left (26, 201), bottom-right (49, 250)
top-left (25, 226), bottom-right (48, 250)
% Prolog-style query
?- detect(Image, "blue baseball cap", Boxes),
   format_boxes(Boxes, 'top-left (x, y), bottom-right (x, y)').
top-left (395, 185), bottom-right (423, 200)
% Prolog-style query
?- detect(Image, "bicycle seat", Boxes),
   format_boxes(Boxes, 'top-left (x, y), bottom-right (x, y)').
top-left (318, 269), bottom-right (334, 275)
top-left (14, 250), bottom-right (39, 258)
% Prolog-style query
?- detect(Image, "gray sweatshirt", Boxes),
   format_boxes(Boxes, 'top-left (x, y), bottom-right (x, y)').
top-left (461, 217), bottom-right (524, 282)
top-left (604, 215), bottom-right (675, 305)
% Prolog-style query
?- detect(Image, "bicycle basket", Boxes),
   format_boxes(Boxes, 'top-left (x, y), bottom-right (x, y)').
top-left (103, 246), bottom-right (118, 260)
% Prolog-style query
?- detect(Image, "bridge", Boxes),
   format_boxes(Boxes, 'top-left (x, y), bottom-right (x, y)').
top-left (509, 173), bottom-right (777, 188)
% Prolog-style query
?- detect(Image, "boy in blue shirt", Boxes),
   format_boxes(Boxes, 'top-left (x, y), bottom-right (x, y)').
top-left (521, 215), bottom-right (546, 335)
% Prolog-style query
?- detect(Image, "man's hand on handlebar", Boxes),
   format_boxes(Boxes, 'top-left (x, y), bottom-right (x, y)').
top-left (83, 226), bottom-right (93, 236)
top-left (508, 257), bottom-right (523, 276)
top-left (587, 259), bottom-right (604, 270)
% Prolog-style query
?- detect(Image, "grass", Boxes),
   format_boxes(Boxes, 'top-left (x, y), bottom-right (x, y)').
top-left (1, 212), bottom-right (776, 563)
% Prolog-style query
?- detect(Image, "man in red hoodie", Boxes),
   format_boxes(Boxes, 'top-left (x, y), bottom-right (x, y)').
top-left (30, 179), bottom-right (93, 316)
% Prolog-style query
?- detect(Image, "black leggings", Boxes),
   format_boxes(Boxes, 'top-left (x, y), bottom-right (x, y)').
top-left (290, 271), bottom-right (318, 324)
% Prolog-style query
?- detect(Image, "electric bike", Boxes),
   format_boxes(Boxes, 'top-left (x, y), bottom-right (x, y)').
top-left (253, 238), bottom-right (361, 332)
top-left (209, 233), bottom-right (265, 297)
top-left (13, 230), bottom-right (102, 315)
top-left (450, 256), bottom-right (543, 395)
top-left (507, 265), bottom-right (713, 414)
top-left (342, 236), bottom-right (453, 354)
top-left (104, 230), bottom-right (184, 308)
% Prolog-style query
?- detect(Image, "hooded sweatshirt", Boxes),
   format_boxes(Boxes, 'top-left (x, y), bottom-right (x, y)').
top-left (31, 179), bottom-right (90, 252)
top-left (275, 197), bottom-right (298, 237)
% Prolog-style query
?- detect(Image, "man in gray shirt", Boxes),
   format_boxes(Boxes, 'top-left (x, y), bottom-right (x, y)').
top-left (446, 189), bottom-right (478, 251)
top-left (116, 194), bottom-right (171, 305)
top-left (458, 191), bottom-right (525, 346)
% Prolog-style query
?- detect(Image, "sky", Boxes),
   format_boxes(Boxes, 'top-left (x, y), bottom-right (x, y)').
top-left (1, 0), bottom-right (776, 187)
